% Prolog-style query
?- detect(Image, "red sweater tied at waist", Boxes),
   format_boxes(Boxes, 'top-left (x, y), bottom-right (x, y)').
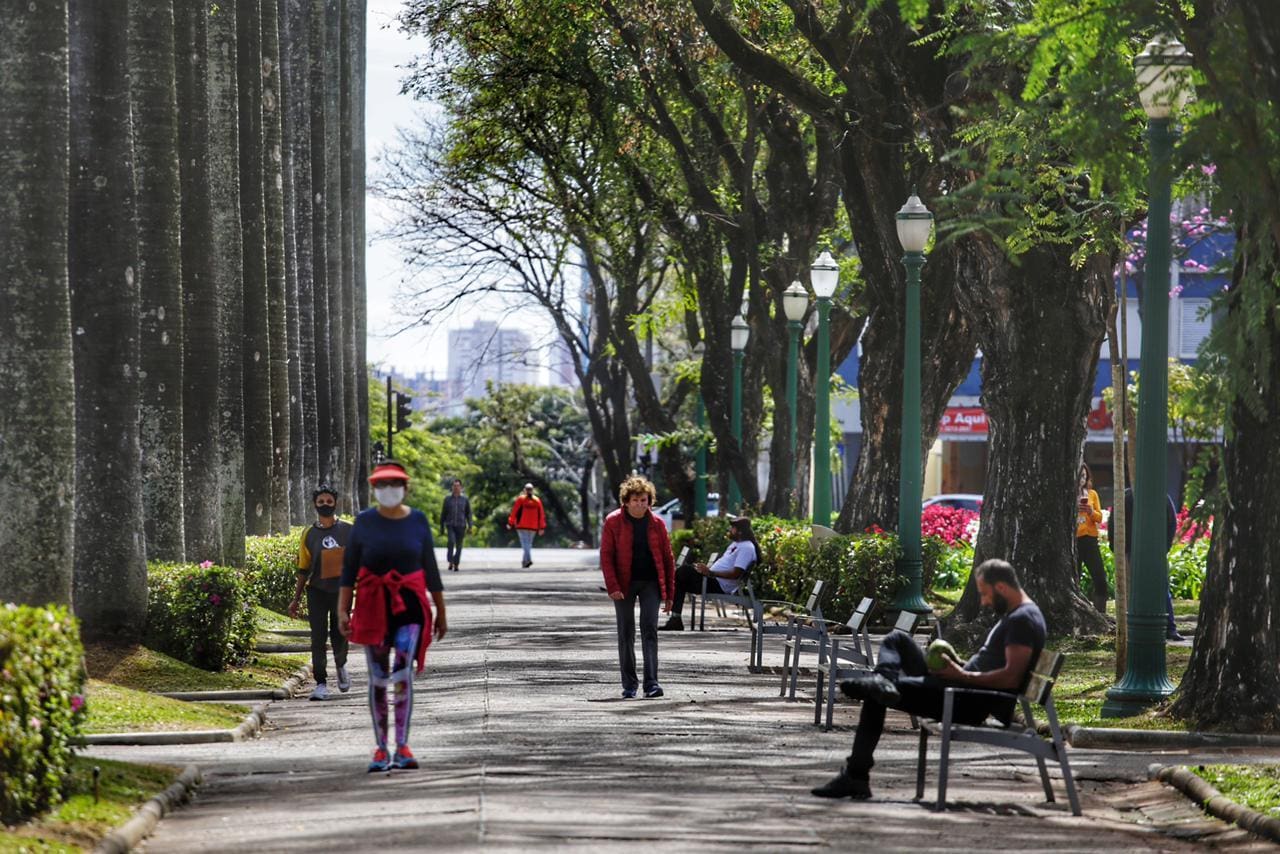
top-left (349, 567), bottom-right (432, 672)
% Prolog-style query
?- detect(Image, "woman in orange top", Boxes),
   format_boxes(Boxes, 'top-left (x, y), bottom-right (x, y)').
top-left (507, 483), bottom-right (547, 568)
top-left (1075, 463), bottom-right (1106, 613)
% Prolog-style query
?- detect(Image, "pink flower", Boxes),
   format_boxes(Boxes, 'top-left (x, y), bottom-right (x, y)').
top-left (70, 695), bottom-right (85, 713)
top-left (1201, 164), bottom-right (1217, 176)
top-left (199, 560), bottom-right (214, 569)
top-left (209, 593), bottom-right (222, 606)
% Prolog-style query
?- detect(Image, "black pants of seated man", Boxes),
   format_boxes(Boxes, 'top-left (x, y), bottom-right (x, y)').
top-left (670, 563), bottom-right (722, 618)
top-left (844, 630), bottom-right (1015, 777)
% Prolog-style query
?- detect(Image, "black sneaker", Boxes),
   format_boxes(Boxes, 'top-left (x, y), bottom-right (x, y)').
top-left (1167, 629), bottom-right (1186, 642)
top-left (622, 687), bottom-right (637, 699)
top-left (839, 672), bottom-right (900, 705)
top-left (811, 769), bottom-right (872, 800)
top-left (657, 616), bottom-right (684, 632)
top-left (644, 686), bottom-right (664, 699)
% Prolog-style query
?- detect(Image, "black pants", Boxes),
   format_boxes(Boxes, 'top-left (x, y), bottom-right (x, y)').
top-left (445, 524), bottom-right (467, 566)
top-left (614, 578), bottom-right (660, 692)
top-left (670, 563), bottom-right (719, 617)
top-left (306, 586), bottom-right (349, 685)
top-left (1077, 535), bottom-right (1108, 612)
top-left (846, 631), bottom-right (1013, 776)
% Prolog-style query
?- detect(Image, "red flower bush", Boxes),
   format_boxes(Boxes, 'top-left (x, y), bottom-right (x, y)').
top-left (1175, 506), bottom-right (1212, 544)
top-left (921, 505), bottom-right (978, 546)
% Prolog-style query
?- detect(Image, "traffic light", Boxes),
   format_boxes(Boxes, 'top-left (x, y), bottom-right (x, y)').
top-left (395, 392), bottom-right (414, 432)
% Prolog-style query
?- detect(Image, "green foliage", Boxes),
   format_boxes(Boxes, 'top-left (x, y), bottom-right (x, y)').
top-left (927, 536), bottom-right (974, 590)
top-left (0, 604), bottom-right (86, 824)
top-left (144, 562), bottom-right (257, 671)
top-left (244, 530), bottom-right (306, 614)
top-left (1193, 764), bottom-right (1280, 816)
top-left (82, 681), bottom-right (247, 735)
top-left (1168, 539), bottom-right (1209, 600)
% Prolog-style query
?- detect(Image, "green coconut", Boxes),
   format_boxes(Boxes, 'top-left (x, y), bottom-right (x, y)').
top-left (926, 639), bottom-right (963, 670)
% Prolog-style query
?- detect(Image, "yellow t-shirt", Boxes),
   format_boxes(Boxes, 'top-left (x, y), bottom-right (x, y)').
top-left (1075, 489), bottom-right (1103, 538)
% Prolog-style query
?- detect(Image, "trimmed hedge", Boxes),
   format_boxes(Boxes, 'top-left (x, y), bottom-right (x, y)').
top-left (683, 516), bottom-right (928, 622)
top-left (145, 562), bottom-right (256, 671)
top-left (0, 603), bottom-right (86, 824)
top-left (245, 529), bottom-right (306, 614)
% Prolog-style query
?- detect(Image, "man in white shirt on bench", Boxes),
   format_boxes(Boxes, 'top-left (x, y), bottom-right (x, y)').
top-left (659, 516), bottom-right (759, 632)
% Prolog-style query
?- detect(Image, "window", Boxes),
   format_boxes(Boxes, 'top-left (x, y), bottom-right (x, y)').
top-left (1178, 298), bottom-right (1212, 358)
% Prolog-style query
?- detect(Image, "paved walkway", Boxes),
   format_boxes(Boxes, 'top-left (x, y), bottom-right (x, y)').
top-left (89, 549), bottom-right (1278, 851)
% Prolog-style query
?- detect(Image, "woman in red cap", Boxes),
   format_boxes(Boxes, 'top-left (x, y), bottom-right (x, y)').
top-left (338, 460), bottom-right (448, 772)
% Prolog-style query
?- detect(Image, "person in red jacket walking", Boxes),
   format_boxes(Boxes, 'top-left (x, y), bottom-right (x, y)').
top-left (507, 483), bottom-right (547, 567)
top-left (599, 476), bottom-right (676, 698)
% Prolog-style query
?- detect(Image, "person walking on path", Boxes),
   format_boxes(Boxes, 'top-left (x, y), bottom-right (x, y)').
top-left (507, 483), bottom-right (547, 568)
top-left (812, 559), bottom-right (1045, 801)
top-left (659, 515), bottom-right (758, 632)
top-left (1076, 464), bottom-right (1107, 613)
top-left (599, 476), bottom-right (676, 698)
top-left (440, 478), bottom-right (472, 572)
top-left (290, 485), bottom-right (353, 701)
top-left (1109, 487), bottom-right (1184, 641)
top-left (338, 460), bottom-right (448, 773)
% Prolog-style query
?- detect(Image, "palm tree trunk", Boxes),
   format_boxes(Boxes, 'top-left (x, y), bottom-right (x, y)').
top-left (308, 0), bottom-right (333, 485)
top-left (69, 0), bottom-right (148, 640)
top-left (176, 3), bottom-right (224, 562)
top-left (339, 0), bottom-right (359, 507)
top-left (238, 0), bottom-right (274, 536)
top-left (130, 0), bottom-right (187, 562)
top-left (280, 0), bottom-right (318, 520)
top-left (0, 2), bottom-right (74, 606)
top-left (207, 0), bottom-right (247, 567)
top-left (321, 0), bottom-right (347, 503)
top-left (262, 0), bottom-right (292, 532)
top-left (348, 0), bottom-right (369, 507)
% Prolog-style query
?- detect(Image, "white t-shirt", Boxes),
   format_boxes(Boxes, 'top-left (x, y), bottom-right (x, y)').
top-left (709, 540), bottom-right (756, 594)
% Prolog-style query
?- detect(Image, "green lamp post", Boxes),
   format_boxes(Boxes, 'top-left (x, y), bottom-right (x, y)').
top-left (891, 190), bottom-right (933, 613)
top-left (782, 282), bottom-right (810, 497)
top-left (728, 314), bottom-right (750, 513)
top-left (693, 341), bottom-right (708, 519)
top-left (810, 251), bottom-right (840, 526)
top-left (1104, 35), bottom-right (1193, 717)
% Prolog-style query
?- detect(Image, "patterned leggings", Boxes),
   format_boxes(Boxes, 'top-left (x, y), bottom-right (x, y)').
top-left (365, 623), bottom-right (421, 750)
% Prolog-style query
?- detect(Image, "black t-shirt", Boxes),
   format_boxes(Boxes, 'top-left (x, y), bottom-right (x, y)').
top-left (629, 514), bottom-right (657, 584)
top-left (965, 601), bottom-right (1047, 691)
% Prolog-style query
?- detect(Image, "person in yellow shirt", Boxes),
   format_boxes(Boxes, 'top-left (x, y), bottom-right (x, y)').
top-left (1075, 464), bottom-right (1106, 613)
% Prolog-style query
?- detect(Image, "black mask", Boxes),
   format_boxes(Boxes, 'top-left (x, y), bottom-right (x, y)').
top-left (316, 505), bottom-right (336, 518)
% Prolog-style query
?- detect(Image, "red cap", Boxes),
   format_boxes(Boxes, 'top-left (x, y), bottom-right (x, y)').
top-left (367, 464), bottom-right (410, 483)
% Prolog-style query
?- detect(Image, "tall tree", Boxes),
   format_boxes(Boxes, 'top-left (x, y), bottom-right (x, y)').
top-left (263, 0), bottom-right (293, 532)
top-left (307, 0), bottom-right (333, 487)
top-left (349, 0), bottom-right (370, 507)
top-left (279, 0), bottom-right (319, 520)
top-left (176, 2), bottom-right (223, 561)
top-left (321, 0), bottom-right (348, 502)
top-left (340, 0), bottom-right (362, 502)
top-left (130, 0), bottom-right (186, 562)
top-left (207, 0), bottom-right (247, 566)
top-left (0, 1), bottom-right (74, 606)
top-left (238, 0), bottom-right (274, 535)
top-left (69, 0), bottom-right (148, 639)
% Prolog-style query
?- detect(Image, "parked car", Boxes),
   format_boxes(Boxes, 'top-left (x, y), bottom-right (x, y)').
top-left (655, 493), bottom-right (720, 531)
top-left (922, 493), bottom-right (983, 512)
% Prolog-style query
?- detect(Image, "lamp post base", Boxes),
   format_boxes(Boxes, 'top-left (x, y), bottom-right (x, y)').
top-left (890, 557), bottom-right (931, 613)
top-left (1102, 612), bottom-right (1175, 717)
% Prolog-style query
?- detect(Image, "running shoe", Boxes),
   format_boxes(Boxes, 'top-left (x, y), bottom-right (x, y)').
top-left (309, 683), bottom-right (329, 701)
top-left (393, 745), bottom-right (419, 770)
top-left (367, 748), bottom-right (391, 773)
top-left (337, 666), bottom-right (351, 693)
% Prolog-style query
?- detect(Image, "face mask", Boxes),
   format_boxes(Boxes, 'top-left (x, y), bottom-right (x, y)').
top-left (315, 505), bottom-right (336, 518)
top-left (374, 486), bottom-right (405, 508)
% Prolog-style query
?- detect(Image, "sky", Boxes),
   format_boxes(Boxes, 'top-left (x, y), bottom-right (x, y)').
top-left (363, 1), bottom-right (553, 381)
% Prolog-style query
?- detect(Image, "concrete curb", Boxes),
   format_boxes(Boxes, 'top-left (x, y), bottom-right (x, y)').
top-left (157, 663), bottom-right (312, 702)
top-left (1068, 725), bottom-right (1280, 749)
top-left (82, 702), bottom-right (269, 746)
top-left (91, 764), bottom-right (202, 854)
top-left (1150, 764), bottom-right (1280, 844)
top-left (254, 643), bottom-right (311, 653)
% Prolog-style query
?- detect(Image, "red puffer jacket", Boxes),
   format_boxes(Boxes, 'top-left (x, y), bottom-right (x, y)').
top-left (599, 508), bottom-right (676, 601)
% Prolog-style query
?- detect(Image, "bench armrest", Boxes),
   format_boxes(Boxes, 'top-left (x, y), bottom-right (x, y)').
top-left (941, 685), bottom-right (1021, 702)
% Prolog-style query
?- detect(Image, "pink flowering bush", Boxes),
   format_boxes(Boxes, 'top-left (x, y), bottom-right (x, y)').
top-left (1, 604), bottom-right (86, 823)
top-left (921, 505), bottom-right (979, 545)
top-left (145, 561), bottom-right (256, 670)
top-left (1175, 506), bottom-right (1213, 544)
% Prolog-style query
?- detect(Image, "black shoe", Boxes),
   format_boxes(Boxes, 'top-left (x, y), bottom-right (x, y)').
top-left (657, 616), bottom-right (684, 632)
top-left (839, 672), bottom-right (900, 705)
top-left (522, 560), bottom-right (531, 568)
top-left (1167, 629), bottom-right (1186, 642)
top-left (811, 769), bottom-right (872, 800)
top-left (622, 687), bottom-right (637, 699)
top-left (644, 686), bottom-right (664, 699)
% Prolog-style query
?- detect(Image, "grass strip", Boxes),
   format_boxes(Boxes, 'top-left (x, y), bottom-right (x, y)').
top-left (1194, 764), bottom-right (1280, 817)
top-left (85, 643), bottom-right (302, 693)
top-left (0, 757), bottom-right (176, 852)
top-left (83, 681), bottom-right (247, 734)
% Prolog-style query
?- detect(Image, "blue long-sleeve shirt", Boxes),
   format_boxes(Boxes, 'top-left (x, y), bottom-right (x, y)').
top-left (341, 508), bottom-right (444, 631)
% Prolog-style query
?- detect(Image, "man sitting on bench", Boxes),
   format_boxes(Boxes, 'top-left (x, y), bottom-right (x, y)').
top-left (659, 516), bottom-right (759, 632)
top-left (811, 558), bottom-right (1045, 800)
